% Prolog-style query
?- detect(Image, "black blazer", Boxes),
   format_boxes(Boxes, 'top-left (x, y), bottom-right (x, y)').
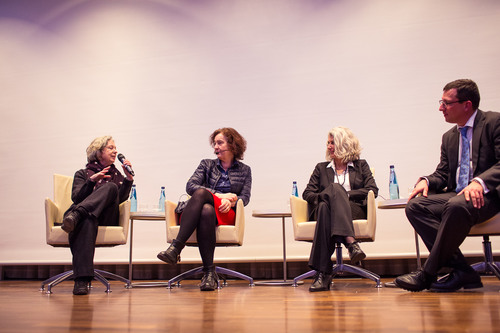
top-left (302, 159), bottom-right (378, 220)
top-left (427, 110), bottom-right (500, 197)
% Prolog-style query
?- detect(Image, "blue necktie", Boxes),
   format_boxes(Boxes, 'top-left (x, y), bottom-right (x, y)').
top-left (456, 126), bottom-right (470, 192)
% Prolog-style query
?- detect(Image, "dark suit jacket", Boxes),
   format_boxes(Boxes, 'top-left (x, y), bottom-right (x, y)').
top-left (302, 159), bottom-right (378, 220)
top-left (427, 110), bottom-right (500, 197)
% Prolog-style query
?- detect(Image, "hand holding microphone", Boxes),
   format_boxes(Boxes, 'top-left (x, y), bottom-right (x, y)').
top-left (117, 153), bottom-right (135, 177)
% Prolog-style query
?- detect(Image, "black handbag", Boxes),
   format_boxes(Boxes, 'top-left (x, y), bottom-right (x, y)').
top-left (174, 194), bottom-right (189, 214)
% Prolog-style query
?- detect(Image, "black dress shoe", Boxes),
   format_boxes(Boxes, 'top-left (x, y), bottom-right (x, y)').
top-left (394, 270), bottom-right (436, 292)
top-left (200, 269), bottom-right (219, 291)
top-left (347, 242), bottom-right (366, 263)
top-left (430, 269), bottom-right (483, 292)
top-left (309, 272), bottom-right (333, 292)
top-left (157, 244), bottom-right (181, 265)
top-left (62, 210), bottom-right (82, 233)
top-left (73, 280), bottom-right (89, 295)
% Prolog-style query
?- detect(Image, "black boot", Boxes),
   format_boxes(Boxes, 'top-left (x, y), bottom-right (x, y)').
top-left (62, 208), bottom-right (86, 233)
top-left (200, 267), bottom-right (219, 291)
top-left (347, 241), bottom-right (366, 263)
top-left (157, 239), bottom-right (184, 264)
top-left (73, 277), bottom-right (90, 295)
top-left (309, 271), bottom-right (333, 292)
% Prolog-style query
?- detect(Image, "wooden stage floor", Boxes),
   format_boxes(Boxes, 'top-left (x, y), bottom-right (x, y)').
top-left (0, 277), bottom-right (499, 332)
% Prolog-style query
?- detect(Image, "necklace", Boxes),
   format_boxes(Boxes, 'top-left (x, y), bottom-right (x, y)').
top-left (335, 169), bottom-right (347, 186)
top-left (334, 162), bottom-right (347, 186)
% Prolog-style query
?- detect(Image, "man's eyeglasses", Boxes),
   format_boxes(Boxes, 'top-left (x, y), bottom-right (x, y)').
top-left (439, 100), bottom-right (465, 108)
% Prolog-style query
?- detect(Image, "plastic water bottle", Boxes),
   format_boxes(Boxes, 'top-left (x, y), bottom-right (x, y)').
top-left (389, 165), bottom-right (400, 200)
top-left (159, 186), bottom-right (166, 212)
top-left (130, 184), bottom-right (137, 212)
top-left (292, 181), bottom-right (299, 197)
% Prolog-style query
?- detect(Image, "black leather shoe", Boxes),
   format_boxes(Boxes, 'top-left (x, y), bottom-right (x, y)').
top-left (309, 272), bottom-right (333, 292)
top-left (394, 270), bottom-right (436, 292)
top-left (157, 244), bottom-right (181, 265)
top-left (200, 269), bottom-right (219, 291)
top-left (430, 269), bottom-right (483, 292)
top-left (73, 280), bottom-right (89, 295)
top-left (347, 242), bottom-right (366, 263)
top-left (62, 210), bottom-right (82, 233)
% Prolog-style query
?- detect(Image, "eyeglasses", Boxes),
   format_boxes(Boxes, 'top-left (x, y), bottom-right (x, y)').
top-left (439, 100), bottom-right (465, 108)
top-left (212, 140), bottom-right (226, 147)
top-left (104, 145), bottom-right (117, 151)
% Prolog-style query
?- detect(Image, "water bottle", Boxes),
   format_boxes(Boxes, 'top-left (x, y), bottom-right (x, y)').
top-left (389, 165), bottom-right (400, 200)
top-left (130, 184), bottom-right (137, 212)
top-left (159, 186), bottom-right (166, 212)
top-left (292, 181), bottom-right (299, 197)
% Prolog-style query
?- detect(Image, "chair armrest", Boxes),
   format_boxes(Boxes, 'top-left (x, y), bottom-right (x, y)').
top-left (352, 190), bottom-right (376, 240)
top-left (166, 200), bottom-right (179, 227)
top-left (366, 190), bottom-right (376, 225)
top-left (45, 197), bottom-right (60, 243)
top-left (290, 195), bottom-right (309, 238)
top-left (118, 200), bottom-right (131, 239)
top-left (45, 197), bottom-right (59, 225)
top-left (290, 195), bottom-right (308, 223)
top-left (234, 199), bottom-right (245, 245)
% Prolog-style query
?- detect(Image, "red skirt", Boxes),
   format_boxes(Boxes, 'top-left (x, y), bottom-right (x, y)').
top-left (212, 193), bottom-right (236, 225)
top-left (178, 193), bottom-right (236, 226)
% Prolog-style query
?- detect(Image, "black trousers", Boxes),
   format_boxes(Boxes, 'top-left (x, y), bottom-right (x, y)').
top-left (308, 184), bottom-right (366, 274)
top-left (66, 183), bottom-right (120, 278)
top-left (406, 191), bottom-right (500, 275)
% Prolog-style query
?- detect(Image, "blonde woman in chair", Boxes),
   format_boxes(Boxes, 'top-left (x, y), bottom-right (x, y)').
top-left (157, 127), bottom-right (252, 291)
top-left (303, 127), bottom-right (378, 292)
top-left (62, 136), bottom-right (134, 295)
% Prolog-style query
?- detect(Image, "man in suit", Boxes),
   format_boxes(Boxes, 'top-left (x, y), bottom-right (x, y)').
top-left (395, 79), bottom-right (500, 292)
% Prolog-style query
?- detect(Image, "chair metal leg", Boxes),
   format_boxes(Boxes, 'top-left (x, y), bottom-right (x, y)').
top-left (167, 267), bottom-right (205, 289)
top-left (331, 263), bottom-right (381, 287)
top-left (167, 266), bottom-right (254, 289)
top-left (40, 269), bottom-right (131, 294)
top-left (292, 243), bottom-right (381, 287)
top-left (292, 270), bottom-right (316, 287)
top-left (331, 243), bottom-right (381, 287)
top-left (40, 270), bottom-right (75, 294)
top-left (470, 235), bottom-right (500, 280)
top-left (215, 266), bottom-right (254, 286)
top-left (94, 269), bottom-right (132, 289)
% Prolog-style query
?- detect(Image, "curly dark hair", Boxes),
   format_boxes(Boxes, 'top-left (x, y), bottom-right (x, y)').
top-left (209, 127), bottom-right (247, 160)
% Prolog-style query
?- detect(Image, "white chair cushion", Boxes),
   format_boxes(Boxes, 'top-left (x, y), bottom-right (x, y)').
top-left (167, 225), bottom-right (241, 245)
top-left (469, 212), bottom-right (500, 236)
top-left (47, 226), bottom-right (127, 246)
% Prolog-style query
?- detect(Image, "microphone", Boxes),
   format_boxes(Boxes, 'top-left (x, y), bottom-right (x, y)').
top-left (214, 150), bottom-right (227, 155)
top-left (117, 153), bottom-right (135, 176)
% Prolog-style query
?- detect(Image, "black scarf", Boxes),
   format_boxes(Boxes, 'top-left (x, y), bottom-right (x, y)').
top-left (85, 161), bottom-right (124, 189)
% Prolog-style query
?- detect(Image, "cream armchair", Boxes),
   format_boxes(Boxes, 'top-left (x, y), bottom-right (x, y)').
top-left (41, 174), bottom-right (131, 294)
top-left (290, 190), bottom-right (381, 287)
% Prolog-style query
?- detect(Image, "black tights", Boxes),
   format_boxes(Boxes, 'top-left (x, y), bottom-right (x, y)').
top-left (176, 188), bottom-right (217, 269)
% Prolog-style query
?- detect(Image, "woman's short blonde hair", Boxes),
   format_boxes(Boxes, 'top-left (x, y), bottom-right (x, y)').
top-left (86, 135), bottom-right (113, 163)
top-left (325, 127), bottom-right (361, 163)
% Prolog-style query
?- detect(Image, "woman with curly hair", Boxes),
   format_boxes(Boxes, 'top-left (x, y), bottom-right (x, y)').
top-left (157, 127), bottom-right (252, 291)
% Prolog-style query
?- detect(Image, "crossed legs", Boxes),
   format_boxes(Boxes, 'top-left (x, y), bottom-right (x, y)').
top-left (396, 192), bottom-right (500, 291)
